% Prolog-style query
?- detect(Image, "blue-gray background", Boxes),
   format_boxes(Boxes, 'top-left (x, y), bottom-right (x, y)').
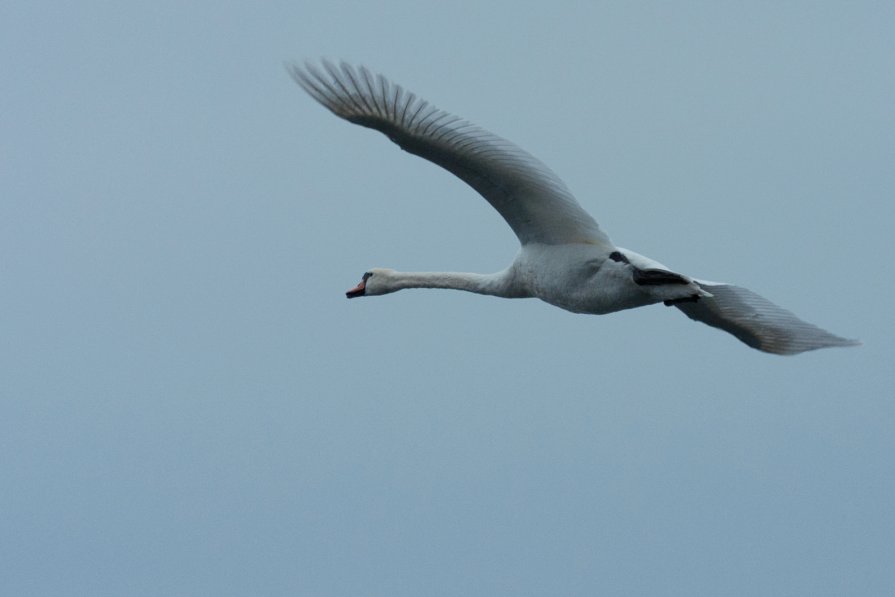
top-left (2, 2), bottom-right (893, 596)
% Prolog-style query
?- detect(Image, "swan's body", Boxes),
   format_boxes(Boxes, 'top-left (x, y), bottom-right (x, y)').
top-left (289, 60), bottom-right (859, 355)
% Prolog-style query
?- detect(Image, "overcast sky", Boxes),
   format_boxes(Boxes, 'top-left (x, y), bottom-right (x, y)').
top-left (2, 2), bottom-right (893, 596)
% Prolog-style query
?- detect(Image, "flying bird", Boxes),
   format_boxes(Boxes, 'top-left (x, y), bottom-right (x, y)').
top-left (288, 60), bottom-right (859, 355)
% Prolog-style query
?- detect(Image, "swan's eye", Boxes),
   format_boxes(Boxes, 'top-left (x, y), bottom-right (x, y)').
top-left (362, 272), bottom-right (373, 281)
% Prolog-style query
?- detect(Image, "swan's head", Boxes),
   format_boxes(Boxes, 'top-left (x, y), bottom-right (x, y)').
top-left (345, 268), bottom-right (396, 298)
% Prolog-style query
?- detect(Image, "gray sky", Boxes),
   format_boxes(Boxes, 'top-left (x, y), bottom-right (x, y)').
top-left (2, 2), bottom-right (893, 595)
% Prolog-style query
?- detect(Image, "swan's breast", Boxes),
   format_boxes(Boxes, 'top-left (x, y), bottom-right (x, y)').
top-left (514, 244), bottom-right (649, 315)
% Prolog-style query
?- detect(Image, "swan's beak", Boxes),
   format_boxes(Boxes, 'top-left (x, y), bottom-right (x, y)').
top-left (346, 279), bottom-right (366, 298)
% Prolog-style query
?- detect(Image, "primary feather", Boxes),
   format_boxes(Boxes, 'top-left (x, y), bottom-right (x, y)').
top-left (288, 60), bottom-right (611, 247)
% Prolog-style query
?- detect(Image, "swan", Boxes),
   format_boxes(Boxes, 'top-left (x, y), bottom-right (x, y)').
top-left (288, 60), bottom-right (859, 355)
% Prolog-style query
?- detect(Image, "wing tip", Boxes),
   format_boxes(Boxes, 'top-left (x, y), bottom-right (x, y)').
top-left (779, 339), bottom-right (861, 356)
top-left (758, 330), bottom-right (862, 356)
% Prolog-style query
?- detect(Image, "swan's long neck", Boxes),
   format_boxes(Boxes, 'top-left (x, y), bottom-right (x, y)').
top-left (386, 269), bottom-right (524, 298)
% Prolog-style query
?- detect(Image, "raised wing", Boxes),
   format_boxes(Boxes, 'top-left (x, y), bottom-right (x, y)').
top-left (288, 60), bottom-right (611, 247)
top-left (675, 282), bottom-right (861, 355)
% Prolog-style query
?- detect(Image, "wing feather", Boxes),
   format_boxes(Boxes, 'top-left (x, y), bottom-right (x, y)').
top-left (288, 60), bottom-right (611, 247)
top-left (676, 282), bottom-right (861, 355)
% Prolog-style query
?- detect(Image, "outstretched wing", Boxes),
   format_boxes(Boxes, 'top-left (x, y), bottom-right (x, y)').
top-left (288, 60), bottom-right (611, 247)
top-left (675, 282), bottom-right (860, 355)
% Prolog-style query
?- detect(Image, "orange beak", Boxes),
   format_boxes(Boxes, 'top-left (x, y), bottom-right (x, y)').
top-left (346, 279), bottom-right (366, 298)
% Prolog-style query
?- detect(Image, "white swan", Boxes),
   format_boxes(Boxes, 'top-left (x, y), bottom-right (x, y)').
top-left (288, 60), bottom-right (859, 355)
